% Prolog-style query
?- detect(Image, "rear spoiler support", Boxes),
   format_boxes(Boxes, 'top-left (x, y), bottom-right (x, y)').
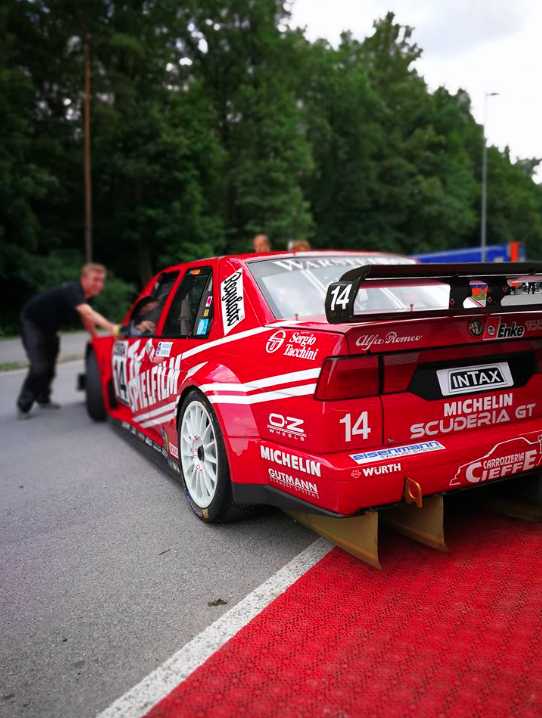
top-left (325, 262), bottom-right (542, 324)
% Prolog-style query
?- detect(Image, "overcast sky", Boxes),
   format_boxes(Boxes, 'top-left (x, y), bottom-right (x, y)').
top-left (290, 0), bottom-right (542, 180)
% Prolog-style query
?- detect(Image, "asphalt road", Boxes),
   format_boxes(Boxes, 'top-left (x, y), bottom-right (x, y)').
top-left (0, 332), bottom-right (90, 366)
top-left (0, 362), bottom-right (315, 718)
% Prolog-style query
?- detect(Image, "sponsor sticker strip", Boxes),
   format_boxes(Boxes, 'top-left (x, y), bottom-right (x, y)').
top-left (350, 441), bottom-right (445, 465)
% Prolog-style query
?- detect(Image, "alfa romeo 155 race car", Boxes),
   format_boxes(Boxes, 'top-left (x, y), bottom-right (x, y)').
top-left (85, 252), bottom-right (542, 557)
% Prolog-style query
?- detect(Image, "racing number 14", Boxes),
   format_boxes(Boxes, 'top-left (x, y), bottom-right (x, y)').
top-left (340, 411), bottom-right (371, 442)
top-left (113, 356), bottom-right (128, 404)
top-left (330, 284), bottom-right (352, 311)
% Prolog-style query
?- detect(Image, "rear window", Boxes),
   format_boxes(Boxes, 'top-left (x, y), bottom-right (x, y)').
top-left (247, 255), bottom-right (437, 320)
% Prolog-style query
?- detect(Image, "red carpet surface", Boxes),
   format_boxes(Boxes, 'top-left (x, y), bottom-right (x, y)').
top-left (145, 509), bottom-right (542, 718)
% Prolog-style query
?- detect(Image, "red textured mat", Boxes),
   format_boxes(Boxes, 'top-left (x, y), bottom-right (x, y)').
top-left (145, 509), bottom-right (542, 718)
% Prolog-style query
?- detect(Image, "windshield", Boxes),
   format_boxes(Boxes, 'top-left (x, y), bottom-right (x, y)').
top-left (248, 255), bottom-right (477, 320)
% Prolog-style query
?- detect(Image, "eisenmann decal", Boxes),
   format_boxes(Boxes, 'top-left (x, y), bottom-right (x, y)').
top-left (410, 393), bottom-right (536, 439)
top-left (450, 435), bottom-right (542, 486)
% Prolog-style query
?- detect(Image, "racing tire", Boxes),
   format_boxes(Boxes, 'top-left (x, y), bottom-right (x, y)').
top-left (85, 349), bottom-right (107, 422)
top-left (178, 390), bottom-right (253, 523)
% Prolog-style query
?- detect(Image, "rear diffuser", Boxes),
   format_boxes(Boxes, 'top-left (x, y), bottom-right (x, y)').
top-left (285, 510), bottom-right (381, 570)
top-left (285, 494), bottom-right (447, 569)
top-left (380, 496), bottom-right (448, 552)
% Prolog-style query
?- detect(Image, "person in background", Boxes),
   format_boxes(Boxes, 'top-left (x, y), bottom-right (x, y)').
top-left (16, 263), bottom-right (118, 419)
top-left (288, 239), bottom-right (311, 251)
top-left (253, 234), bottom-right (271, 253)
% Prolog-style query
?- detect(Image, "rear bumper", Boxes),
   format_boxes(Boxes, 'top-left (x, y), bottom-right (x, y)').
top-left (229, 417), bottom-right (542, 515)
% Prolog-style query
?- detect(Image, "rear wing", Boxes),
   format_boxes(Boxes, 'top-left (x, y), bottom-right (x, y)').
top-left (325, 262), bottom-right (542, 324)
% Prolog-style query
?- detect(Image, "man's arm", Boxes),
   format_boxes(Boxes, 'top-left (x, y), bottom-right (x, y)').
top-left (80, 314), bottom-right (98, 338)
top-left (76, 303), bottom-right (117, 334)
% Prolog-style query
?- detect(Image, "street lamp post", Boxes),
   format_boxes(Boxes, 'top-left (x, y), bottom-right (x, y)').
top-left (481, 92), bottom-right (499, 262)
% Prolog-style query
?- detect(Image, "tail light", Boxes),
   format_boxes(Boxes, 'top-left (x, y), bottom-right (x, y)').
top-left (532, 340), bottom-right (542, 372)
top-left (315, 356), bottom-right (380, 401)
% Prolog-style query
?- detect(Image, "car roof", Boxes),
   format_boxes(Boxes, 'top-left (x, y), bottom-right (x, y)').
top-left (164, 249), bottom-right (410, 272)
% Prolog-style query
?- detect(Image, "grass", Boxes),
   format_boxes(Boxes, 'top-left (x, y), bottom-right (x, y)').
top-left (0, 361), bottom-right (25, 372)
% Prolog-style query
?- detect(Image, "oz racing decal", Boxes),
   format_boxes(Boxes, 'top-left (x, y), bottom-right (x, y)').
top-left (268, 413), bottom-right (306, 441)
top-left (221, 269), bottom-right (245, 335)
top-left (410, 393), bottom-right (536, 439)
top-left (450, 435), bottom-right (542, 487)
top-left (350, 441), bottom-right (444, 465)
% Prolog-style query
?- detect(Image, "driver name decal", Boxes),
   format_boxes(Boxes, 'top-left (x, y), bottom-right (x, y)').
top-left (221, 269), bottom-right (245, 335)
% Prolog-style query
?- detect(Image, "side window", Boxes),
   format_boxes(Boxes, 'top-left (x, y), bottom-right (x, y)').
top-left (128, 271), bottom-right (179, 337)
top-left (162, 267), bottom-right (214, 338)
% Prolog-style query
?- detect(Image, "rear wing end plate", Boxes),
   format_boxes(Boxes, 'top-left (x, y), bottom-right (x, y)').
top-left (325, 262), bottom-right (542, 324)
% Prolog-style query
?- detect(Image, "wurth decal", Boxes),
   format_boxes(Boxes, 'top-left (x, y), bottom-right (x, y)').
top-left (450, 434), bottom-right (542, 487)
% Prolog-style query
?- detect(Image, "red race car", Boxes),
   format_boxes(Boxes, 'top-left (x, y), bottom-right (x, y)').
top-left (85, 252), bottom-right (542, 563)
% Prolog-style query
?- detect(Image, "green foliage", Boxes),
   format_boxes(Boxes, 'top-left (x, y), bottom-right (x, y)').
top-left (1, 0), bottom-right (542, 332)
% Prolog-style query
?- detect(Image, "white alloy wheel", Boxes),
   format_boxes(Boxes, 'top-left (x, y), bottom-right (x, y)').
top-left (180, 400), bottom-right (219, 508)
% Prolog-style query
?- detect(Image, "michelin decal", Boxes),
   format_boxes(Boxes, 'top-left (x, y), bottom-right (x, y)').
top-left (410, 393), bottom-right (536, 439)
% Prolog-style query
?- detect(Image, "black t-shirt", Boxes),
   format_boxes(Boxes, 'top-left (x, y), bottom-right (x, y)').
top-left (22, 281), bottom-right (94, 334)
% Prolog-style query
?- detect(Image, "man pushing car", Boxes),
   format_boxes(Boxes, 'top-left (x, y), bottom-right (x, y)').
top-left (16, 263), bottom-right (118, 419)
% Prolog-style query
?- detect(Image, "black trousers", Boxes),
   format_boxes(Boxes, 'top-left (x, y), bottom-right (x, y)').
top-left (17, 317), bottom-right (60, 412)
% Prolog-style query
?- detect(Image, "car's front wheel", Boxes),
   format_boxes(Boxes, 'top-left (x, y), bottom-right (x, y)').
top-left (178, 390), bottom-right (248, 523)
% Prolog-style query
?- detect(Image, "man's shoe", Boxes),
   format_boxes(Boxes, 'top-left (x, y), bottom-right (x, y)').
top-left (17, 409), bottom-right (31, 420)
top-left (38, 401), bottom-right (61, 410)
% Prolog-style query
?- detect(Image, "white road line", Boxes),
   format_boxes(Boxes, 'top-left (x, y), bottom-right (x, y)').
top-left (96, 537), bottom-right (332, 718)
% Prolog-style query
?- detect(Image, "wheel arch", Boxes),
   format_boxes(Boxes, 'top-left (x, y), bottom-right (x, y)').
top-left (87, 336), bottom-right (116, 412)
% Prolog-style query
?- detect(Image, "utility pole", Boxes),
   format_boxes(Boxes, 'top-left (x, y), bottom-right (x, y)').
top-left (480, 92), bottom-right (499, 262)
top-left (84, 34), bottom-right (93, 263)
